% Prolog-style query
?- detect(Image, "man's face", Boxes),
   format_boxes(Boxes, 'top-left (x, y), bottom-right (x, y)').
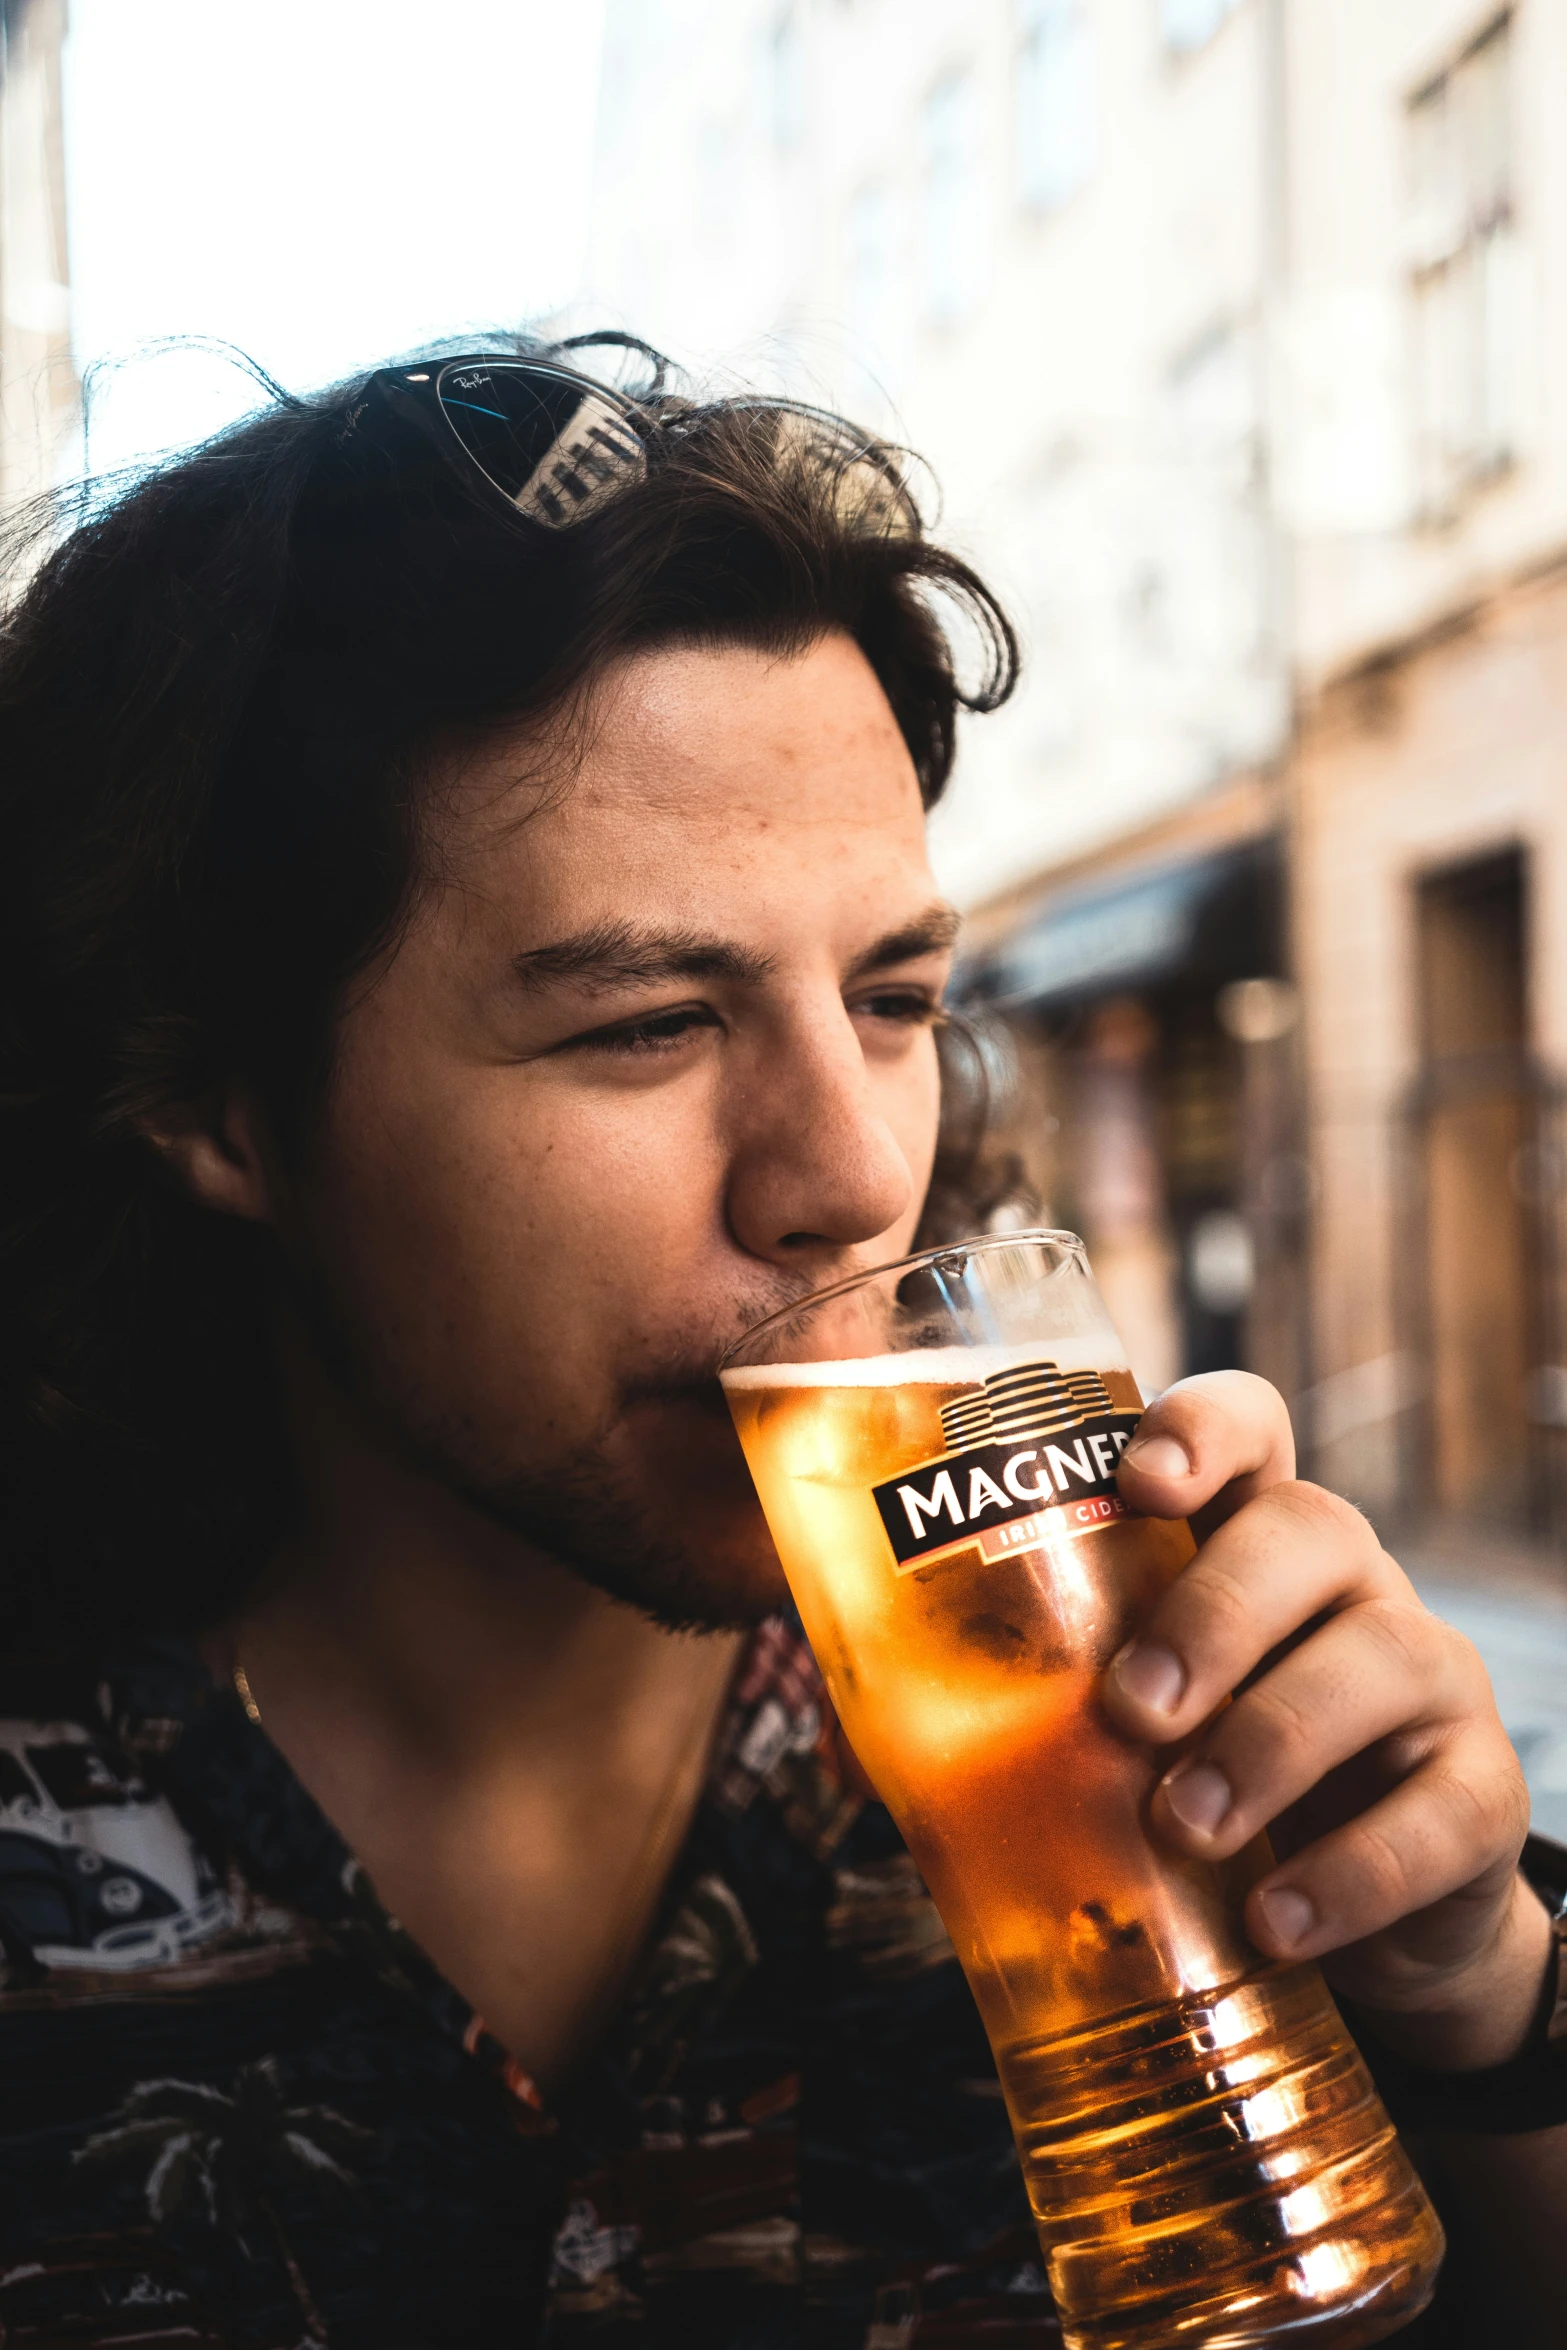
top-left (289, 632), bottom-right (955, 1625)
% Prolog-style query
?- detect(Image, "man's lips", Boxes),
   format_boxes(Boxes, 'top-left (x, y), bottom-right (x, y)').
top-left (613, 1268), bottom-right (832, 1426)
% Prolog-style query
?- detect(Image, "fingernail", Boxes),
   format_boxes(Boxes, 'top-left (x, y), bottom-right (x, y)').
top-left (1257, 1885), bottom-right (1317, 1949)
top-left (1110, 1640), bottom-right (1186, 1714)
top-left (1121, 1434), bottom-right (1193, 1479)
top-left (1162, 1759), bottom-right (1231, 1834)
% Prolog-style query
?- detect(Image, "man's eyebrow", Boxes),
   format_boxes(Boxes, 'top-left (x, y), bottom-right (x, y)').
top-left (510, 920), bottom-right (776, 996)
top-left (510, 903), bottom-right (961, 998)
top-left (843, 903), bottom-right (962, 981)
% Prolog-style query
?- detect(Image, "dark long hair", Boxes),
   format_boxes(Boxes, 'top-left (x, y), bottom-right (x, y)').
top-left (0, 337), bottom-right (1020, 1648)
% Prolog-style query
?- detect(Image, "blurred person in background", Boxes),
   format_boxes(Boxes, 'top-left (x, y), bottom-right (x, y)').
top-left (0, 338), bottom-right (1563, 2349)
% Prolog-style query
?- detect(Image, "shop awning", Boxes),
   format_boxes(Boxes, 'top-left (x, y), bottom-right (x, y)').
top-left (958, 836), bottom-right (1282, 1014)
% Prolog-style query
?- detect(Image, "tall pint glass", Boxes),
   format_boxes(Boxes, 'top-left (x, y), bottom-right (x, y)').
top-left (720, 1232), bottom-right (1443, 2350)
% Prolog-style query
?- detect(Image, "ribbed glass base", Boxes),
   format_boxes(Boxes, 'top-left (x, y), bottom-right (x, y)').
top-left (997, 1963), bottom-right (1446, 2350)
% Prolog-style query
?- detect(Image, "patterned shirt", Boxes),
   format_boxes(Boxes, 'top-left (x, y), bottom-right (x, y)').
top-left (0, 1620), bottom-right (1540, 2347)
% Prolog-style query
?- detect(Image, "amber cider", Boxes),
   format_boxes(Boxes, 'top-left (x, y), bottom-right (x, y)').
top-left (723, 1346), bottom-right (1445, 2350)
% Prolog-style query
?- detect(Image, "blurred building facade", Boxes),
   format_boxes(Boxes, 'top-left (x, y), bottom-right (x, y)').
top-left (0, 0), bottom-right (73, 506)
top-left (590, 0), bottom-right (1296, 1403)
top-left (591, 0), bottom-right (1289, 901)
top-left (588, 0), bottom-right (1567, 1547)
top-left (1285, 2), bottom-right (1567, 1539)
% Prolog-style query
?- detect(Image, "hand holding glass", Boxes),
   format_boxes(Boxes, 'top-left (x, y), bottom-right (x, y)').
top-left (722, 1233), bottom-right (1442, 2350)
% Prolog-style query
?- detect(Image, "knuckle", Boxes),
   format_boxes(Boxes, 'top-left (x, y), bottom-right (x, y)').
top-left (1429, 1760), bottom-right (1491, 1842)
top-left (1173, 1558), bottom-right (1257, 1658)
top-left (1343, 1814), bottom-right (1419, 1916)
top-left (1441, 1625), bottom-right (1498, 1708)
top-left (1369, 1610), bottom-right (1505, 1728)
top-left (1226, 1370), bottom-right (1292, 1445)
top-left (1496, 1765), bottom-right (1533, 1854)
top-left (1443, 1624), bottom-right (1487, 1681)
top-left (1356, 1596), bottom-right (1440, 1687)
top-left (1269, 1479), bottom-right (1373, 1555)
top-left (1431, 1626), bottom-right (1499, 1722)
top-left (1434, 1741), bottom-right (1529, 1857)
top-left (1212, 1751), bottom-right (1298, 1841)
top-left (1227, 1676), bottom-right (1319, 1775)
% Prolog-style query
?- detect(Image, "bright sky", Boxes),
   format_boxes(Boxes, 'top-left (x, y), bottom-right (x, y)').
top-left (64, 0), bottom-right (609, 476)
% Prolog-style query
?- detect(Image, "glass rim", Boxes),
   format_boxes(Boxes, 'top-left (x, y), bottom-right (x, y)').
top-left (718, 1226), bottom-right (1088, 1372)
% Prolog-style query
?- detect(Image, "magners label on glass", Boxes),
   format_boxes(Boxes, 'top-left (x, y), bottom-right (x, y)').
top-left (872, 1360), bottom-right (1142, 1574)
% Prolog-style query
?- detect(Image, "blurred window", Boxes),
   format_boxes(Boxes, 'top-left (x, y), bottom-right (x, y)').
top-left (1408, 14), bottom-right (1518, 519)
top-left (1166, 318), bottom-right (1258, 470)
top-left (1155, 321), bottom-right (1269, 672)
top-left (846, 181), bottom-right (912, 394)
top-left (769, 7), bottom-right (805, 152)
top-left (920, 69), bottom-right (987, 327)
top-left (1016, 1), bottom-right (1098, 216)
top-left (1161, 0), bottom-right (1243, 59)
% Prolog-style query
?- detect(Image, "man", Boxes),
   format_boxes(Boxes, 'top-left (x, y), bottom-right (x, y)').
top-left (0, 342), bottom-right (1562, 2348)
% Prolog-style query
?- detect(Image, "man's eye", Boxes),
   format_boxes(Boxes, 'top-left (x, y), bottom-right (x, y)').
top-left (854, 989), bottom-right (942, 1027)
top-left (577, 1004), bottom-right (722, 1055)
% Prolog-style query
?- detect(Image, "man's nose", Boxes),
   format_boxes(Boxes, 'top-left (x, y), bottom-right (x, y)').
top-left (724, 1012), bottom-right (917, 1268)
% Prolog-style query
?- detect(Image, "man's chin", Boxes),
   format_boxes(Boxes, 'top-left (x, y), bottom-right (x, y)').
top-left (534, 1526), bottom-right (786, 1635)
top-left (466, 1479), bottom-right (787, 1633)
top-left (375, 1370), bottom-right (789, 1634)
top-left (455, 1409), bottom-right (789, 1634)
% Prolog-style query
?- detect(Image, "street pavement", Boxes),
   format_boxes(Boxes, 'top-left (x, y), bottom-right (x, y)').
top-left (1399, 1524), bottom-right (1567, 1843)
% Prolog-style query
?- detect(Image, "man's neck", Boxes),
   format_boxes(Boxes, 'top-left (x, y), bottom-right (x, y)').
top-left (216, 1336), bottom-right (739, 1777)
top-left (207, 1345), bottom-right (743, 2085)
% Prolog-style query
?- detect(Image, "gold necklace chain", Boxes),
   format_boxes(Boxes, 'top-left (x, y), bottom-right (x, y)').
top-left (231, 1655), bottom-right (264, 1726)
top-left (228, 1631), bottom-right (738, 2064)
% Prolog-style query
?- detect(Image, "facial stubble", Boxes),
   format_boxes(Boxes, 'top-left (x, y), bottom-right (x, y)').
top-left (360, 1337), bottom-right (786, 1635)
top-left (284, 1246), bottom-right (801, 1633)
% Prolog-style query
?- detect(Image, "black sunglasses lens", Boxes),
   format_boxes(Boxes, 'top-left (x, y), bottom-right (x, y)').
top-left (436, 363), bottom-right (646, 526)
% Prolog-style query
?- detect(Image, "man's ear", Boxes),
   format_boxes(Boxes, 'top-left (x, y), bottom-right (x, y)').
top-left (141, 1087), bottom-right (279, 1226)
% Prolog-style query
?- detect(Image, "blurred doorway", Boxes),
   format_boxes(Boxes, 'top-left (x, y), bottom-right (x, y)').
top-left (1406, 848), bottom-right (1534, 1521)
top-left (960, 829), bottom-right (1304, 1404)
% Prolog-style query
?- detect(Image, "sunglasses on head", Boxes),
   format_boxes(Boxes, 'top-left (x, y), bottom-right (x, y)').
top-left (336, 333), bottom-right (670, 529)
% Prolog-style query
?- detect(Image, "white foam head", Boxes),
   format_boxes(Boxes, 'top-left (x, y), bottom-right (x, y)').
top-left (720, 1336), bottom-right (1131, 1390)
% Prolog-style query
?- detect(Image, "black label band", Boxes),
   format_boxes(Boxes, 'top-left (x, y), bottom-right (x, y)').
top-left (872, 1406), bottom-right (1143, 1573)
